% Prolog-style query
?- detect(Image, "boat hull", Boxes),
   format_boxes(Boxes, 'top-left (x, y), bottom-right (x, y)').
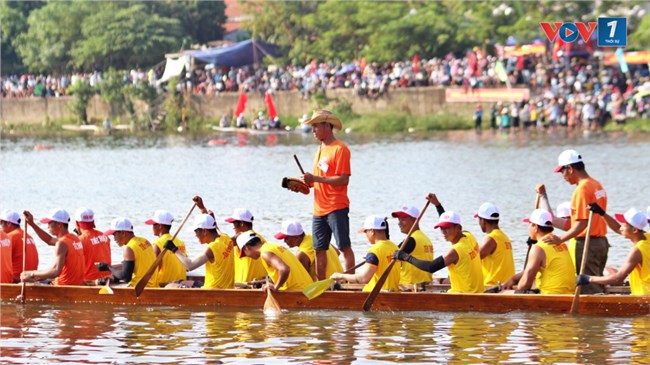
top-left (2, 284), bottom-right (648, 316)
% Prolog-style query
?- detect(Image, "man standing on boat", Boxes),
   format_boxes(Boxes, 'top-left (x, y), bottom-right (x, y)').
top-left (145, 210), bottom-right (187, 286)
top-left (73, 207), bottom-right (111, 284)
top-left (391, 205), bottom-right (434, 290)
top-left (21, 209), bottom-right (85, 285)
top-left (274, 219), bottom-right (343, 281)
top-left (504, 209), bottom-right (575, 294)
top-left (0, 210), bottom-right (39, 282)
top-left (299, 109), bottom-right (355, 280)
top-left (164, 214), bottom-right (235, 289)
top-left (539, 149), bottom-right (608, 294)
top-left (392, 196), bottom-right (484, 293)
top-left (98, 217), bottom-right (159, 288)
top-left (238, 231), bottom-right (313, 291)
top-left (473, 202), bottom-right (515, 288)
top-left (225, 208), bottom-right (268, 284)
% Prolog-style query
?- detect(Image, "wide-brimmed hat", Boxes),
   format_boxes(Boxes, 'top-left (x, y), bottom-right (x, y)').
top-left (301, 110), bottom-right (342, 131)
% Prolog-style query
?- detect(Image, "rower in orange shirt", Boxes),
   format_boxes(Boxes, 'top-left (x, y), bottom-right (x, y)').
top-left (0, 230), bottom-right (12, 283)
top-left (0, 210), bottom-right (39, 282)
top-left (21, 209), bottom-right (85, 285)
top-left (73, 207), bottom-right (112, 283)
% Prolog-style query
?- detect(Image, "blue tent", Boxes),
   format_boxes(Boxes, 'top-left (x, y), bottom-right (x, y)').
top-left (185, 39), bottom-right (280, 67)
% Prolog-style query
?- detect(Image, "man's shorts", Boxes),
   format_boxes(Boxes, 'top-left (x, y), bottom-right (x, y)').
top-left (313, 207), bottom-right (351, 251)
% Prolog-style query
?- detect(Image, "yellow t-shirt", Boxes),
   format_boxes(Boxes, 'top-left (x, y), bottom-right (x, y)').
top-left (535, 239), bottom-right (576, 294)
top-left (153, 233), bottom-right (187, 284)
top-left (204, 235), bottom-right (235, 289)
top-left (568, 237), bottom-right (577, 271)
top-left (260, 243), bottom-right (313, 290)
top-left (481, 228), bottom-right (515, 286)
top-left (127, 236), bottom-right (158, 288)
top-left (448, 232), bottom-right (484, 293)
top-left (234, 230), bottom-right (268, 283)
top-left (399, 230), bottom-right (434, 285)
top-left (629, 235), bottom-right (650, 295)
top-left (297, 234), bottom-right (343, 280)
top-left (363, 240), bottom-right (400, 292)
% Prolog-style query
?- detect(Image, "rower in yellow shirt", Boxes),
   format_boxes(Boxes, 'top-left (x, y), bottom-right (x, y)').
top-left (504, 209), bottom-right (575, 294)
top-left (331, 215), bottom-right (401, 292)
top-left (576, 204), bottom-right (650, 295)
top-left (474, 202), bottom-right (514, 287)
top-left (145, 210), bottom-right (187, 285)
top-left (98, 217), bottom-right (159, 288)
top-left (393, 194), bottom-right (484, 294)
top-left (391, 204), bottom-right (434, 288)
top-left (225, 208), bottom-right (268, 284)
top-left (237, 231), bottom-right (313, 291)
top-left (274, 220), bottom-right (342, 281)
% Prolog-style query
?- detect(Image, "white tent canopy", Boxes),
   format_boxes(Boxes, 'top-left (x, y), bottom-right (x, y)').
top-left (158, 57), bottom-right (189, 84)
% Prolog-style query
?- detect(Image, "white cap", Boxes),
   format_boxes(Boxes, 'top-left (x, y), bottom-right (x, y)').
top-left (434, 211), bottom-right (462, 229)
top-left (0, 210), bottom-right (21, 225)
top-left (474, 202), bottom-right (500, 220)
top-left (105, 217), bottom-right (134, 235)
top-left (191, 214), bottom-right (217, 230)
top-left (523, 209), bottom-right (553, 227)
top-left (391, 205), bottom-right (419, 219)
top-left (358, 215), bottom-right (388, 233)
top-left (237, 230), bottom-right (262, 258)
top-left (615, 208), bottom-right (648, 231)
top-left (39, 209), bottom-right (70, 224)
top-left (144, 210), bottom-right (174, 225)
top-left (556, 202), bottom-right (571, 218)
top-left (74, 207), bottom-right (94, 222)
top-left (274, 220), bottom-right (304, 239)
top-left (225, 208), bottom-right (254, 223)
top-left (554, 149), bottom-right (583, 172)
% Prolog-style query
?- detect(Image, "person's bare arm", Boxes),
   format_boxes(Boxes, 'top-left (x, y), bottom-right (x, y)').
top-left (21, 241), bottom-right (67, 281)
top-left (262, 252), bottom-right (290, 291)
top-left (516, 246), bottom-right (543, 291)
top-left (303, 173), bottom-right (349, 187)
top-left (23, 211), bottom-right (57, 246)
top-left (479, 236), bottom-right (497, 259)
top-left (585, 247), bottom-right (641, 286)
top-left (296, 251), bottom-right (311, 273)
top-left (330, 263), bottom-right (376, 284)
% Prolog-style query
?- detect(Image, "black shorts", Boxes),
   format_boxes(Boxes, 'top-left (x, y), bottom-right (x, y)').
top-left (312, 208), bottom-right (351, 251)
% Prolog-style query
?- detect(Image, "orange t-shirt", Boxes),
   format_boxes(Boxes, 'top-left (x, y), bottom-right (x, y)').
top-left (572, 177), bottom-right (607, 237)
top-left (0, 231), bottom-right (13, 283)
top-left (52, 234), bottom-right (85, 286)
top-left (8, 228), bottom-right (39, 281)
top-left (313, 140), bottom-right (351, 216)
top-left (79, 229), bottom-right (112, 281)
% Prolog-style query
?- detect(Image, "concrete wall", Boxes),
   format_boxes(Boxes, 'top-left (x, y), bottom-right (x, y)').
top-left (0, 87), bottom-right (463, 126)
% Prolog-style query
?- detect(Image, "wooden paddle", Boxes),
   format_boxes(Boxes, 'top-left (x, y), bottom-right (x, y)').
top-left (134, 203), bottom-right (196, 297)
top-left (302, 261), bottom-right (366, 300)
top-left (263, 277), bottom-right (282, 313)
top-left (522, 193), bottom-right (541, 271)
top-left (570, 210), bottom-right (594, 314)
top-left (20, 217), bottom-right (27, 304)
top-left (362, 200), bottom-right (430, 311)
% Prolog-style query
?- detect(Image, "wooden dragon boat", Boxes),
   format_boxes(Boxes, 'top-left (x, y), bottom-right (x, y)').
top-left (1, 283), bottom-right (648, 316)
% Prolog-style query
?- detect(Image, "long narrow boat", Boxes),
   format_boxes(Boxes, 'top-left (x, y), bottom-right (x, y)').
top-left (2, 284), bottom-right (647, 316)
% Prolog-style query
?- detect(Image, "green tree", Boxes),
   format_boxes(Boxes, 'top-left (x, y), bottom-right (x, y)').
top-left (67, 79), bottom-right (96, 124)
top-left (0, 1), bottom-right (45, 74)
top-left (143, 0), bottom-right (226, 45)
top-left (15, 1), bottom-right (92, 73)
top-left (630, 14), bottom-right (650, 49)
top-left (72, 4), bottom-right (182, 70)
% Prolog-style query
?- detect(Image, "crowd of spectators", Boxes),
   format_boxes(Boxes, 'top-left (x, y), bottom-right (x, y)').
top-left (3, 52), bottom-right (649, 126)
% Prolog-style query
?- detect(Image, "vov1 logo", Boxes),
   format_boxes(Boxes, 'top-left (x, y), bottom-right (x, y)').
top-left (540, 17), bottom-right (627, 47)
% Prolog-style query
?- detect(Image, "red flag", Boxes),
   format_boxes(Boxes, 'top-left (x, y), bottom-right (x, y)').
top-left (413, 54), bottom-right (419, 74)
top-left (552, 39), bottom-right (564, 61)
top-left (264, 91), bottom-right (277, 120)
top-left (517, 56), bottom-right (524, 70)
top-left (234, 90), bottom-right (247, 117)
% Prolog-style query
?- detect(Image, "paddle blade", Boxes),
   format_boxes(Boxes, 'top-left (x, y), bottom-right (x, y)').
top-left (99, 286), bottom-right (114, 295)
top-left (302, 278), bottom-right (334, 300)
top-left (264, 290), bottom-right (281, 313)
top-left (362, 260), bottom-right (396, 311)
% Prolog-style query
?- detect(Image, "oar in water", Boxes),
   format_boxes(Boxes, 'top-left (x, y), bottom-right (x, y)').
top-left (362, 200), bottom-right (430, 311)
top-left (570, 210), bottom-right (594, 314)
top-left (522, 192), bottom-right (542, 271)
top-left (99, 278), bottom-right (113, 295)
top-left (263, 278), bottom-right (281, 313)
top-left (134, 203), bottom-right (196, 297)
top-left (19, 217), bottom-right (28, 304)
top-left (302, 261), bottom-right (366, 300)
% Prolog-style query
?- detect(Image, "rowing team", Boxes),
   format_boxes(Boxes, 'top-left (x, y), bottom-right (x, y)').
top-left (1, 192), bottom-right (649, 296)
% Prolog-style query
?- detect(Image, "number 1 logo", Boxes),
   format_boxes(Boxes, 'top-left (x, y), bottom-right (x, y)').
top-left (597, 17), bottom-right (627, 47)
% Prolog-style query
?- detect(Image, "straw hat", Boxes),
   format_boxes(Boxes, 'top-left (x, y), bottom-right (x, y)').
top-left (301, 110), bottom-right (342, 130)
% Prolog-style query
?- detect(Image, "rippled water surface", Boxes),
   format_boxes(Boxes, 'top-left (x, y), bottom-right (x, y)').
top-left (1, 129), bottom-right (649, 363)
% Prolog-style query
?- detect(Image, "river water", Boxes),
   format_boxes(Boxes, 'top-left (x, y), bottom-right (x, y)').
top-left (1, 129), bottom-right (649, 363)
